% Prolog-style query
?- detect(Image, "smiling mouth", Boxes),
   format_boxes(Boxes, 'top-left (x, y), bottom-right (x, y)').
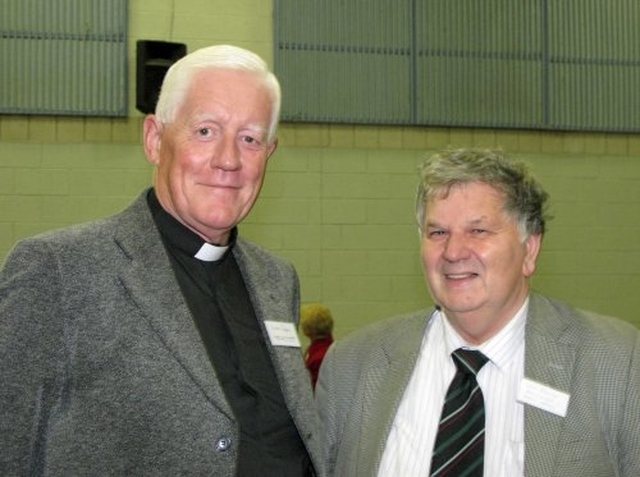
top-left (445, 273), bottom-right (477, 280)
top-left (201, 183), bottom-right (239, 190)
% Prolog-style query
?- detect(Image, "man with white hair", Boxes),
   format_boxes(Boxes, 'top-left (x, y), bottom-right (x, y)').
top-left (1, 45), bottom-right (321, 476)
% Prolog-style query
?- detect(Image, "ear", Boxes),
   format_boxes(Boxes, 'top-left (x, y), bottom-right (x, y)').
top-left (143, 115), bottom-right (163, 165)
top-left (522, 233), bottom-right (542, 277)
top-left (266, 138), bottom-right (278, 161)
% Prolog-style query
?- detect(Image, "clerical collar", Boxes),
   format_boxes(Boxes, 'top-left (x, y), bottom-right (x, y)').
top-left (194, 242), bottom-right (228, 262)
top-left (147, 188), bottom-right (236, 262)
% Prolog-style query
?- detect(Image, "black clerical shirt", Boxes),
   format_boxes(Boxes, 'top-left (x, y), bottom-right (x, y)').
top-left (147, 190), bottom-right (312, 476)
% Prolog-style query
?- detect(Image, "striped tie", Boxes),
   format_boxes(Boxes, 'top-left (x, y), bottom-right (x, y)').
top-left (430, 348), bottom-right (489, 477)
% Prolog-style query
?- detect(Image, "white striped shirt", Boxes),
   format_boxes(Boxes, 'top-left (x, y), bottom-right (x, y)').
top-left (377, 300), bottom-right (527, 477)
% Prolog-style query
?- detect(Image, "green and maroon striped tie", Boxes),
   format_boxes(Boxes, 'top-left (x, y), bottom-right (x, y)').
top-left (430, 348), bottom-right (489, 477)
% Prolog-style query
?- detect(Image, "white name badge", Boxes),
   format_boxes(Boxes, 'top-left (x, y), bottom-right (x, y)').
top-left (516, 378), bottom-right (570, 417)
top-left (264, 321), bottom-right (301, 348)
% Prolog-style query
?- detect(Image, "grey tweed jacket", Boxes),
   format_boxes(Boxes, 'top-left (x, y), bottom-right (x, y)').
top-left (316, 294), bottom-right (640, 477)
top-left (0, 190), bottom-right (321, 476)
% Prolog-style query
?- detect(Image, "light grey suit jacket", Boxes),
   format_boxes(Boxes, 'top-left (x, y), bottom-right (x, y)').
top-left (0, 191), bottom-right (321, 476)
top-left (316, 294), bottom-right (640, 477)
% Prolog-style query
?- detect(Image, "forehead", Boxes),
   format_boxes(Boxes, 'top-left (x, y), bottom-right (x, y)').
top-left (431, 181), bottom-right (504, 205)
top-left (426, 182), bottom-right (510, 220)
top-left (194, 68), bottom-right (270, 100)
top-left (181, 69), bottom-right (272, 113)
top-left (190, 67), bottom-right (261, 87)
top-left (179, 69), bottom-right (272, 123)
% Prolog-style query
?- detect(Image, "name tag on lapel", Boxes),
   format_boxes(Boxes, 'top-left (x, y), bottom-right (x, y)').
top-left (264, 321), bottom-right (301, 347)
top-left (517, 378), bottom-right (570, 417)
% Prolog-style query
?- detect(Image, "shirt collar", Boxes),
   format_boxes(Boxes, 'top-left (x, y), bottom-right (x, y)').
top-left (440, 297), bottom-right (528, 370)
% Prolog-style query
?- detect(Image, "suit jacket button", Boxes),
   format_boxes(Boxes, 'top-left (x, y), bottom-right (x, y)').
top-left (215, 437), bottom-right (232, 452)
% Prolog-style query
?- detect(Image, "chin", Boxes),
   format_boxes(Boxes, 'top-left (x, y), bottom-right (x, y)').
top-left (439, 298), bottom-right (484, 315)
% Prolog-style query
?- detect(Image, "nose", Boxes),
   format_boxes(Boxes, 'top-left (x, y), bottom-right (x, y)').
top-left (442, 233), bottom-right (470, 262)
top-left (211, 135), bottom-right (241, 171)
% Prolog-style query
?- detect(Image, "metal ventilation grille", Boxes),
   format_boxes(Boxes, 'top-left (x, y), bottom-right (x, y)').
top-left (0, 0), bottom-right (128, 117)
top-left (275, 0), bottom-right (640, 132)
top-left (546, 0), bottom-right (640, 132)
top-left (275, 0), bottom-right (412, 125)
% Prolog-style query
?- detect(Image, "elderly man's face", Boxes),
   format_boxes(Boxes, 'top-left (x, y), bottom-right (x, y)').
top-left (421, 181), bottom-right (541, 344)
top-left (144, 68), bottom-right (277, 244)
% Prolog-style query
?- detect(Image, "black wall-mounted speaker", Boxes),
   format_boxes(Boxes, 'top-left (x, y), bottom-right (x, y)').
top-left (136, 40), bottom-right (187, 114)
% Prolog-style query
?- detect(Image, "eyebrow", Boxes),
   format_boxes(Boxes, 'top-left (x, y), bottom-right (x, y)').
top-left (243, 123), bottom-right (268, 135)
top-left (426, 216), bottom-right (490, 229)
top-left (191, 113), bottom-right (268, 134)
top-left (468, 217), bottom-right (490, 226)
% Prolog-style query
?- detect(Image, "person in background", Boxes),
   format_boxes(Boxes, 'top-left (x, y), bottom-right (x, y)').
top-left (316, 148), bottom-right (640, 477)
top-left (0, 44), bottom-right (321, 476)
top-left (300, 303), bottom-right (335, 389)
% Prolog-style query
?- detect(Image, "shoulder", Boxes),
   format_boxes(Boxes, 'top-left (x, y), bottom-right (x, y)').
top-left (344, 309), bottom-right (430, 341)
top-left (12, 192), bottom-right (147, 245)
top-left (6, 218), bottom-right (114, 270)
top-left (328, 309), bottom-right (432, 363)
top-left (529, 294), bottom-right (639, 356)
top-left (3, 192), bottom-right (151, 275)
top-left (234, 237), bottom-right (296, 276)
top-left (232, 237), bottom-right (300, 318)
top-left (234, 236), bottom-right (285, 261)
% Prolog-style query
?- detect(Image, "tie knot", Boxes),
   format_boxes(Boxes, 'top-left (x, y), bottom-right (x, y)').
top-left (452, 348), bottom-right (489, 376)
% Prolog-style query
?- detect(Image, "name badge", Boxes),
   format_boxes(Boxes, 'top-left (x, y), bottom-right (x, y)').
top-left (264, 321), bottom-right (301, 348)
top-left (517, 378), bottom-right (570, 417)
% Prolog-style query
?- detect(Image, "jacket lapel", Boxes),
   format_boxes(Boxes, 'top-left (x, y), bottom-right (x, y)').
top-left (113, 193), bottom-right (234, 419)
top-left (523, 294), bottom-right (577, 476)
top-left (232, 239), bottom-right (322, 466)
top-left (356, 312), bottom-right (430, 475)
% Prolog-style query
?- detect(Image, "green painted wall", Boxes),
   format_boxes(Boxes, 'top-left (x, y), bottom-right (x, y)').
top-left (1, 0), bottom-right (639, 339)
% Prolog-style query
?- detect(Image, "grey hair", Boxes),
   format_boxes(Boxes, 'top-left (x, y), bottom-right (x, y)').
top-left (154, 44), bottom-right (281, 143)
top-left (415, 148), bottom-right (550, 240)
